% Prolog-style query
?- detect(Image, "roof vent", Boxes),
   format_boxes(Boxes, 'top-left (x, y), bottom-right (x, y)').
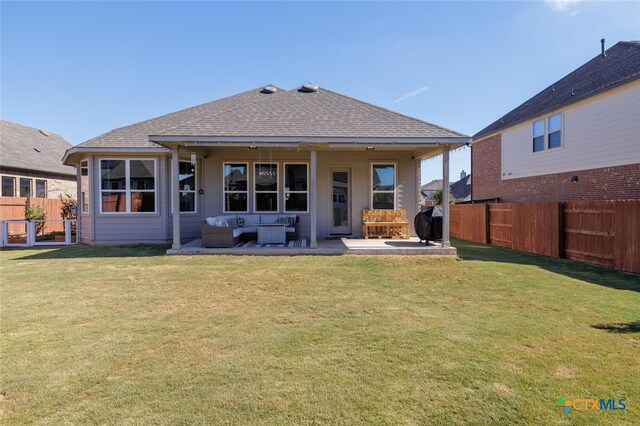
top-left (39, 129), bottom-right (50, 137)
top-left (261, 85), bottom-right (277, 94)
top-left (300, 83), bottom-right (319, 93)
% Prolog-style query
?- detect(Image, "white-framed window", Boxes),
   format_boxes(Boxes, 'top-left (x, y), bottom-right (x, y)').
top-left (99, 158), bottom-right (157, 214)
top-left (80, 160), bottom-right (89, 213)
top-left (532, 113), bottom-right (562, 152)
top-left (223, 162), bottom-right (249, 212)
top-left (283, 163), bottom-right (308, 213)
top-left (35, 179), bottom-right (47, 198)
top-left (178, 161), bottom-right (197, 213)
top-left (2, 176), bottom-right (15, 197)
top-left (371, 163), bottom-right (396, 209)
top-left (254, 163), bottom-right (278, 212)
top-left (19, 178), bottom-right (32, 198)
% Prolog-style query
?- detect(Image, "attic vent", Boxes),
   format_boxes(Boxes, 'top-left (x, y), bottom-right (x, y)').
top-left (261, 85), bottom-right (277, 94)
top-left (39, 129), bottom-right (50, 137)
top-left (300, 83), bottom-right (319, 93)
top-left (34, 148), bottom-right (41, 153)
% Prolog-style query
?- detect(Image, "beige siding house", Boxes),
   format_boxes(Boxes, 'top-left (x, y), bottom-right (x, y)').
top-left (63, 84), bottom-right (469, 248)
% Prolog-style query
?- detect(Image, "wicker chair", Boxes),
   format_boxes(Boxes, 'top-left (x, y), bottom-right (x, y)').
top-left (200, 216), bottom-right (300, 248)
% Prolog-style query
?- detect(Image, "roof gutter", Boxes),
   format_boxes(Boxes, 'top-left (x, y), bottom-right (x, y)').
top-left (62, 146), bottom-right (170, 165)
top-left (149, 135), bottom-right (471, 145)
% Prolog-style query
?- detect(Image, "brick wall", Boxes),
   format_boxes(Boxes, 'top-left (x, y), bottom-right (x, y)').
top-left (472, 134), bottom-right (640, 202)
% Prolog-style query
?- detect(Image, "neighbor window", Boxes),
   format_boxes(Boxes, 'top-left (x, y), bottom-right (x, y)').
top-left (35, 180), bottom-right (47, 198)
top-left (223, 163), bottom-right (248, 212)
top-left (255, 163), bottom-right (278, 212)
top-left (80, 161), bottom-right (89, 213)
top-left (284, 163), bottom-right (308, 212)
top-left (371, 163), bottom-right (396, 209)
top-left (19, 178), bottom-right (32, 198)
top-left (547, 114), bottom-right (562, 149)
top-left (532, 119), bottom-right (545, 152)
top-left (2, 176), bottom-right (15, 197)
top-left (532, 113), bottom-right (562, 152)
top-left (178, 161), bottom-right (196, 213)
top-left (100, 159), bottom-right (156, 213)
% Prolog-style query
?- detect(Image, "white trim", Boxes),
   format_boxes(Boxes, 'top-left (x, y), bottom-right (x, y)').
top-left (253, 162), bottom-right (279, 213)
top-left (63, 146), bottom-right (169, 165)
top-left (98, 158), bottom-right (158, 215)
top-left (80, 160), bottom-right (90, 214)
top-left (283, 162), bottom-right (309, 214)
top-left (1, 175), bottom-right (16, 197)
top-left (222, 162), bottom-right (249, 213)
top-left (153, 136), bottom-right (471, 145)
top-left (532, 112), bottom-right (564, 154)
top-left (19, 177), bottom-right (33, 198)
top-left (370, 162), bottom-right (397, 210)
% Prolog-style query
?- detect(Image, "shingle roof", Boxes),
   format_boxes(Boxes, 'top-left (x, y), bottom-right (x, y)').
top-left (76, 84), bottom-right (467, 150)
top-left (78, 86), bottom-right (284, 148)
top-left (473, 41), bottom-right (640, 140)
top-left (1, 120), bottom-right (76, 177)
top-left (450, 174), bottom-right (471, 201)
top-left (156, 87), bottom-right (467, 139)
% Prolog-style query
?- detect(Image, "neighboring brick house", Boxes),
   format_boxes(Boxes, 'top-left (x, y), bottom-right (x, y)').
top-left (1, 120), bottom-right (76, 199)
top-left (471, 41), bottom-right (640, 203)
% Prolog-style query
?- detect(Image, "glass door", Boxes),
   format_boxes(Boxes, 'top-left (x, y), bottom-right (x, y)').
top-left (330, 170), bottom-right (351, 234)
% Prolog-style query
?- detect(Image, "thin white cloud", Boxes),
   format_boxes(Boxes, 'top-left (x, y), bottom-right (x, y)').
top-left (393, 86), bottom-right (430, 104)
top-left (545, 0), bottom-right (583, 12)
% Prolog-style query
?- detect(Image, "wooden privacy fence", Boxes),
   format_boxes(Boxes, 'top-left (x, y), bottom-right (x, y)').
top-left (0, 196), bottom-right (65, 233)
top-left (450, 200), bottom-right (640, 274)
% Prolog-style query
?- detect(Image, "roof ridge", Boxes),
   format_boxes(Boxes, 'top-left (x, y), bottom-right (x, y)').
top-left (79, 84), bottom-right (283, 146)
top-left (315, 86), bottom-right (469, 138)
top-left (1, 118), bottom-right (67, 141)
top-left (155, 84), bottom-right (284, 136)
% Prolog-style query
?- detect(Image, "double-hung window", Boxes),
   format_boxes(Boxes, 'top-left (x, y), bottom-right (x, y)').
top-left (178, 161), bottom-right (197, 213)
top-left (371, 163), bottom-right (396, 209)
top-left (255, 163), bottom-right (278, 212)
top-left (19, 178), bottom-right (32, 198)
top-left (2, 176), bottom-right (15, 197)
top-left (284, 163), bottom-right (308, 212)
top-left (35, 180), bottom-right (47, 198)
top-left (223, 163), bottom-right (248, 212)
top-left (533, 113), bottom-right (562, 152)
top-left (100, 159), bottom-right (156, 213)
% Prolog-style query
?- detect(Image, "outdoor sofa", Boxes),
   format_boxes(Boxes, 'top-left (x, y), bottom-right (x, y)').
top-left (200, 214), bottom-right (299, 248)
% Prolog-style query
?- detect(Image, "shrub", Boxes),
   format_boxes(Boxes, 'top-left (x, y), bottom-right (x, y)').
top-left (59, 193), bottom-right (77, 233)
top-left (25, 205), bottom-right (46, 235)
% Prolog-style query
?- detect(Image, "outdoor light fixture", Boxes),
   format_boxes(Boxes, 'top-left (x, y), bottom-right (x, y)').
top-left (366, 146), bottom-right (375, 151)
top-left (190, 152), bottom-right (196, 165)
top-left (571, 175), bottom-right (579, 183)
top-left (249, 145), bottom-right (258, 150)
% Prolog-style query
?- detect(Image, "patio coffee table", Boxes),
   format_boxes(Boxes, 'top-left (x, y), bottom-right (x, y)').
top-left (257, 223), bottom-right (286, 244)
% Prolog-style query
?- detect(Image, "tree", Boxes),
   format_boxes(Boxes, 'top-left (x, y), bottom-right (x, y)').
top-left (431, 189), bottom-right (454, 206)
top-left (59, 193), bottom-right (77, 233)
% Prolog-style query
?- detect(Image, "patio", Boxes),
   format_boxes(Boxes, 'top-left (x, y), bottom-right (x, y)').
top-left (166, 237), bottom-right (456, 256)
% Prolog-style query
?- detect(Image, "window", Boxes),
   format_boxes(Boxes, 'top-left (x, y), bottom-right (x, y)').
top-left (35, 180), bottom-right (47, 198)
top-left (532, 113), bottom-right (562, 152)
top-left (100, 159), bottom-right (156, 213)
top-left (1, 176), bottom-right (15, 197)
top-left (19, 178), bottom-right (32, 197)
top-left (255, 163), bottom-right (278, 212)
top-left (547, 114), bottom-right (562, 149)
top-left (371, 163), bottom-right (396, 209)
top-left (178, 161), bottom-right (196, 213)
top-left (532, 120), bottom-right (545, 152)
top-left (80, 161), bottom-right (89, 213)
top-left (223, 163), bottom-right (248, 212)
top-left (284, 163), bottom-right (308, 212)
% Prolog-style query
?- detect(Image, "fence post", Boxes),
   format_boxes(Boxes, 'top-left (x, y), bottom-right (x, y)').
top-left (64, 220), bottom-right (72, 244)
top-left (558, 202), bottom-right (565, 259)
top-left (27, 221), bottom-right (36, 246)
top-left (0, 221), bottom-right (4, 247)
top-left (483, 203), bottom-right (490, 244)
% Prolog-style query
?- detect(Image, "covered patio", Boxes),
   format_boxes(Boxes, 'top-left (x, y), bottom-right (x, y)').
top-left (167, 236), bottom-right (457, 256)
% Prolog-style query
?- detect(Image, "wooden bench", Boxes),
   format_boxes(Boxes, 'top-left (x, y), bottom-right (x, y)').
top-left (362, 209), bottom-right (409, 239)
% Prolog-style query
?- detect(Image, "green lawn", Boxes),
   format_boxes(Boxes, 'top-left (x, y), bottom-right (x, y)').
top-left (1, 240), bottom-right (638, 425)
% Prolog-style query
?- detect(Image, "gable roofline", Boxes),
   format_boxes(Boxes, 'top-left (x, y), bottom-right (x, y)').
top-left (473, 41), bottom-right (640, 141)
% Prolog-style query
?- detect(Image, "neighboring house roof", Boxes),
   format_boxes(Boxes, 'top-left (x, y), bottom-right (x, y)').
top-left (74, 84), bottom-right (468, 151)
top-left (420, 179), bottom-right (443, 197)
top-left (0, 119), bottom-right (76, 177)
top-left (474, 41), bottom-right (640, 140)
top-left (450, 174), bottom-right (471, 202)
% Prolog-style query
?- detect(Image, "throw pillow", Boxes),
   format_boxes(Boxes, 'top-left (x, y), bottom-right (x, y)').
top-left (237, 217), bottom-right (245, 228)
top-left (278, 217), bottom-right (288, 224)
top-left (214, 220), bottom-right (229, 228)
top-left (228, 218), bottom-right (238, 229)
top-left (287, 216), bottom-right (296, 227)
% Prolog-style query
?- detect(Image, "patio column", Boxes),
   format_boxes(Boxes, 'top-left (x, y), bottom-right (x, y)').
top-left (309, 149), bottom-right (318, 248)
top-left (442, 145), bottom-right (451, 249)
top-left (171, 146), bottom-right (181, 250)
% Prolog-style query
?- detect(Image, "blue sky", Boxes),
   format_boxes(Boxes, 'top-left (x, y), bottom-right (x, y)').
top-left (2, 1), bottom-right (639, 184)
